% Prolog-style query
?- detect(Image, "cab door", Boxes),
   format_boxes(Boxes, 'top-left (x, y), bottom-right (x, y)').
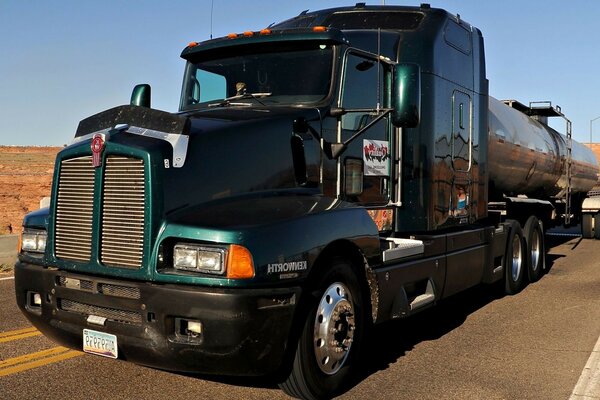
top-left (451, 90), bottom-right (472, 221)
top-left (338, 51), bottom-right (392, 208)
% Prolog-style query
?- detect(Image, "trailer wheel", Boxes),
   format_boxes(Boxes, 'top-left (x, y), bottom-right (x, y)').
top-left (523, 216), bottom-right (544, 282)
top-left (594, 214), bottom-right (600, 240)
top-left (279, 259), bottom-right (366, 400)
top-left (505, 220), bottom-right (525, 295)
top-left (582, 214), bottom-right (593, 239)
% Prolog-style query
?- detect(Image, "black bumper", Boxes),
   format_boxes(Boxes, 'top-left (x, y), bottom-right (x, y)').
top-left (14, 261), bottom-right (300, 376)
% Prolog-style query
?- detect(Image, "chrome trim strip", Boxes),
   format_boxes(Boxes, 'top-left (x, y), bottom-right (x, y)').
top-left (126, 126), bottom-right (189, 168)
top-left (71, 125), bottom-right (189, 168)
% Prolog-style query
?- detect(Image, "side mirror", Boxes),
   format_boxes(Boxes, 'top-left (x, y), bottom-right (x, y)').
top-left (392, 63), bottom-right (421, 128)
top-left (130, 84), bottom-right (151, 108)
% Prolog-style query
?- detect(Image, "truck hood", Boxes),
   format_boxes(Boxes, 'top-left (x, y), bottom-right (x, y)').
top-left (74, 104), bottom-right (322, 139)
top-left (68, 104), bottom-right (324, 216)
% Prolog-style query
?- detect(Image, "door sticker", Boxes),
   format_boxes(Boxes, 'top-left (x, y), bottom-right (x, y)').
top-left (363, 139), bottom-right (389, 176)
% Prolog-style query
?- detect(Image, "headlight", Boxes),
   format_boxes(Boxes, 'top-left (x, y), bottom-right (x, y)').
top-left (172, 243), bottom-right (254, 279)
top-left (173, 244), bottom-right (225, 275)
top-left (21, 229), bottom-right (47, 253)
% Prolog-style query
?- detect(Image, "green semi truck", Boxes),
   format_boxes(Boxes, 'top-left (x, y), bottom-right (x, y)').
top-left (15, 4), bottom-right (600, 399)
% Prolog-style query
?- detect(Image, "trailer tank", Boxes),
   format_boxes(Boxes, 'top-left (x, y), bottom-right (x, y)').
top-left (488, 96), bottom-right (599, 199)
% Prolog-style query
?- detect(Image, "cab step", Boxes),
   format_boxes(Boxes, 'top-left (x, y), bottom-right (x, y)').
top-left (382, 237), bottom-right (424, 262)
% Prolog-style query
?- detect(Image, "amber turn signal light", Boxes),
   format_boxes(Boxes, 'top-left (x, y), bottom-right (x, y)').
top-left (226, 245), bottom-right (255, 279)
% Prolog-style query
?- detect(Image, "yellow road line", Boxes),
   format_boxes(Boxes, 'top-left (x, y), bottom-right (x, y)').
top-left (0, 346), bottom-right (69, 368)
top-left (0, 328), bottom-right (41, 343)
top-left (0, 347), bottom-right (82, 377)
top-left (0, 327), bottom-right (37, 338)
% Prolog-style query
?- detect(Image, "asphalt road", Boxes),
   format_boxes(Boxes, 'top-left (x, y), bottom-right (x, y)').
top-left (1, 234), bottom-right (599, 400)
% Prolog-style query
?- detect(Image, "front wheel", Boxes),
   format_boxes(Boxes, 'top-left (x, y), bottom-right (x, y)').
top-left (279, 259), bottom-right (367, 400)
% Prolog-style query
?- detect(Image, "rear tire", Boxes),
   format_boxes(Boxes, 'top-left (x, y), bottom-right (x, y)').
top-left (505, 220), bottom-right (526, 295)
top-left (523, 216), bottom-right (544, 282)
top-left (279, 259), bottom-right (366, 400)
top-left (582, 214), bottom-right (593, 239)
top-left (594, 214), bottom-right (600, 240)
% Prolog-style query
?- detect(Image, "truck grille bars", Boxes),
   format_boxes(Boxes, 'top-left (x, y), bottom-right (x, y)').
top-left (54, 155), bottom-right (146, 269)
top-left (101, 156), bottom-right (145, 268)
top-left (55, 157), bottom-right (94, 261)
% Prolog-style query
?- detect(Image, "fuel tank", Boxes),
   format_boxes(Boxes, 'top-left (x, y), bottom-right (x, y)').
top-left (488, 97), bottom-right (599, 199)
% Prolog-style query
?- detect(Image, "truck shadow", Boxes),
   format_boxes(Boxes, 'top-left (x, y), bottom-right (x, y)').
top-left (351, 232), bottom-right (574, 389)
top-left (355, 283), bottom-right (500, 384)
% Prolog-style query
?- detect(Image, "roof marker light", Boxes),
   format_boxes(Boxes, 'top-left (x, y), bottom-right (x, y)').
top-left (260, 28), bottom-right (272, 35)
top-left (243, 31), bottom-right (254, 37)
top-left (227, 33), bottom-right (238, 39)
top-left (187, 42), bottom-right (199, 48)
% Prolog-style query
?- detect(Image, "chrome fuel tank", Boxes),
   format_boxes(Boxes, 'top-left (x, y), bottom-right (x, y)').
top-left (488, 97), bottom-right (599, 198)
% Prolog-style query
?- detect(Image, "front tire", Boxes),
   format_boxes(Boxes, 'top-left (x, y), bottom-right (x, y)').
top-left (279, 259), bottom-right (366, 400)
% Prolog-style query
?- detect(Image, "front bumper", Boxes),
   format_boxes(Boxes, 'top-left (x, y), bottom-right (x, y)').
top-left (14, 261), bottom-right (300, 376)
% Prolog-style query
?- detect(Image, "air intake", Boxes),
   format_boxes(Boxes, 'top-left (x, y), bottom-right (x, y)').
top-left (55, 156), bottom-right (94, 262)
top-left (100, 156), bottom-right (146, 269)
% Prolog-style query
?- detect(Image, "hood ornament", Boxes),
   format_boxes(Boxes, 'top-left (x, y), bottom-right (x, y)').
top-left (91, 134), bottom-right (105, 167)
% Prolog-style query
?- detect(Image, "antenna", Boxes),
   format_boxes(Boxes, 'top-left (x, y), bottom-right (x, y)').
top-left (210, 0), bottom-right (214, 39)
top-left (377, 28), bottom-right (381, 111)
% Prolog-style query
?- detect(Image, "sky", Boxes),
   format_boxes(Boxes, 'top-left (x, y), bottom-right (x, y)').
top-left (1, 0), bottom-right (599, 146)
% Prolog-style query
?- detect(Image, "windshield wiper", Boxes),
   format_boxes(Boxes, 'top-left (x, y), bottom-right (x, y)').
top-left (208, 92), bottom-right (272, 108)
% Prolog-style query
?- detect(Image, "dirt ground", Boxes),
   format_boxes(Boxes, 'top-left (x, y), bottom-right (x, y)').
top-left (0, 146), bottom-right (61, 235)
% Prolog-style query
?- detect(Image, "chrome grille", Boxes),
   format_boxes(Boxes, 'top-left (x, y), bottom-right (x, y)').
top-left (98, 283), bottom-right (141, 299)
top-left (57, 276), bottom-right (94, 291)
top-left (59, 299), bottom-right (142, 325)
top-left (56, 276), bottom-right (141, 299)
top-left (101, 156), bottom-right (145, 268)
top-left (55, 156), bottom-right (94, 262)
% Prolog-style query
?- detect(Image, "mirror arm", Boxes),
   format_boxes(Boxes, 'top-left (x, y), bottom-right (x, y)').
top-left (325, 109), bottom-right (392, 159)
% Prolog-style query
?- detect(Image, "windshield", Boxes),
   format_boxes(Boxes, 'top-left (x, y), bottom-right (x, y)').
top-left (180, 43), bottom-right (334, 110)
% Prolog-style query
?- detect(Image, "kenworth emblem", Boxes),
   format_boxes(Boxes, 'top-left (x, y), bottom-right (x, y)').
top-left (91, 134), bottom-right (105, 167)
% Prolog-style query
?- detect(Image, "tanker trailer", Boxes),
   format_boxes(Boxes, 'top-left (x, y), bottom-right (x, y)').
top-left (487, 97), bottom-right (599, 236)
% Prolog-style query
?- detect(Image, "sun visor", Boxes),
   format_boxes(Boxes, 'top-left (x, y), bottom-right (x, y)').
top-left (75, 105), bottom-right (190, 138)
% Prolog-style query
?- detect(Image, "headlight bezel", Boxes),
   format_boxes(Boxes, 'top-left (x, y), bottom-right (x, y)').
top-left (20, 229), bottom-right (47, 254)
top-left (173, 243), bottom-right (226, 275)
top-left (170, 242), bottom-right (255, 279)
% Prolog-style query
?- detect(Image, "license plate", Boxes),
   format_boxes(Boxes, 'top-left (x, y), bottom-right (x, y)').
top-left (83, 329), bottom-right (118, 359)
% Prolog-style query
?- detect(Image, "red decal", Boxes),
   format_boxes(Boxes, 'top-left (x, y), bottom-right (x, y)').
top-left (91, 135), bottom-right (104, 167)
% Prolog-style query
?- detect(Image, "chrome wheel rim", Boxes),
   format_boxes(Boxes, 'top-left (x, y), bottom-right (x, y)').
top-left (531, 229), bottom-right (541, 272)
top-left (313, 282), bottom-right (355, 375)
top-left (511, 235), bottom-right (522, 282)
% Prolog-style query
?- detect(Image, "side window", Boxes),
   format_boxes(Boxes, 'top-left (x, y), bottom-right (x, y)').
top-left (341, 54), bottom-right (384, 130)
top-left (445, 21), bottom-right (471, 54)
top-left (340, 52), bottom-right (390, 205)
top-left (195, 69), bottom-right (226, 103)
top-left (185, 66), bottom-right (227, 106)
